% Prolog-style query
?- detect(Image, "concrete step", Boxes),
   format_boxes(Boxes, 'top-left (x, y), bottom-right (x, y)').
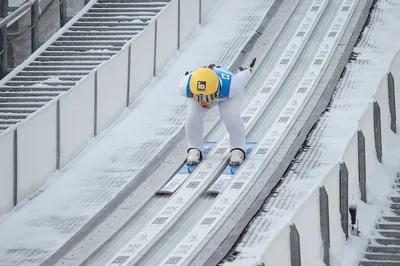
top-left (365, 252), bottom-right (400, 261)
top-left (95, 0), bottom-right (168, 4)
top-left (46, 46), bottom-right (121, 52)
top-left (16, 70), bottom-right (91, 76)
top-left (0, 86), bottom-right (70, 92)
top-left (391, 203), bottom-right (400, 211)
top-left (28, 61), bottom-right (102, 67)
top-left (96, 0), bottom-right (167, 3)
top-left (377, 223), bottom-right (400, 231)
top-left (359, 260), bottom-right (400, 266)
top-left (51, 40), bottom-right (126, 46)
top-left (367, 245), bottom-right (400, 254)
top-left (391, 210), bottom-right (400, 216)
top-left (68, 26), bottom-right (145, 31)
top-left (0, 108), bottom-right (39, 113)
top-left (391, 197), bottom-right (400, 203)
top-left (56, 36), bottom-right (133, 41)
top-left (87, 10), bottom-right (161, 15)
top-left (85, 9), bottom-right (160, 13)
top-left (93, 3), bottom-right (166, 6)
top-left (91, 3), bottom-right (167, 9)
top-left (96, 0), bottom-right (169, 4)
top-left (40, 51), bottom-right (116, 56)
top-left (0, 92), bottom-right (61, 97)
top-left (382, 216), bottom-right (400, 223)
top-left (63, 31), bottom-right (140, 36)
top-left (0, 125), bottom-right (13, 131)
top-left (0, 115), bottom-right (28, 120)
top-left (72, 21), bottom-right (150, 27)
top-left (0, 97), bottom-right (53, 103)
top-left (23, 66), bottom-right (96, 72)
top-left (377, 230), bottom-right (400, 238)
top-left (0, 124), bottom-right (19, 130)
top-left (0, 112), bottom-right (30, 118)
top-left (12, 75), bottom-right (82, 81)
top-left (96, 0), bottom-right (169, 3)
top-left (375, 238), bottom-right (400, 245)
top-left (4, 81), bottom-right (76, 87)
top-left (83, 12), bottom-right (161, 17)
top-left (34, 56), bottom-right (111, 62)
top-left (0, 103), bottom-right (47, 108)
top-left (0, 119), bottom-right (24, 125)
top-left (78, 15), bottom-right (155, 22)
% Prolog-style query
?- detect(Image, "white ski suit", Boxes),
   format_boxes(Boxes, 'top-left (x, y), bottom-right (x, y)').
top-left (179, 66), bottom-right (252, 154)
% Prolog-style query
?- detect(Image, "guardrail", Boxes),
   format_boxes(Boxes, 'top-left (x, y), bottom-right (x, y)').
top-left (0, 0), bottom-right (218, 215)
top-left (255, 49), bottom-right (400, 266)
top-left (0, 0), bottom-right (73, 78)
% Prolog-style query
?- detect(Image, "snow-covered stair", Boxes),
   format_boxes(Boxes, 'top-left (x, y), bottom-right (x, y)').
top-left (359, 181), bottom-right (400, 266)
top-left (0, 0), bottom-right (170, 134)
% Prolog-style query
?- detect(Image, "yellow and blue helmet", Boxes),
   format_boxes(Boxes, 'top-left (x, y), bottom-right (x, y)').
top-left (189, 68), bottom-right (220, 107)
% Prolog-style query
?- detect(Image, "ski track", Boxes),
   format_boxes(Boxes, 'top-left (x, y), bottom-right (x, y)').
top-left (0, 0), bottom-right (275, 265)
top-left (222, 1), bottom-right (400, 265)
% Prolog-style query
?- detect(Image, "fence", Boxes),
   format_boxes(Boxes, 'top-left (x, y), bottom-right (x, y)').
top-left (0, 0), bottom-right (218, 215)
top-left (0, 0), bottom-right (78, 78)
top-left (256, 49), bottom-right (400, 266)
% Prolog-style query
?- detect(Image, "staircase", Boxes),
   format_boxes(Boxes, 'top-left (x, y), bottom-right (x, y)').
top-left (359, 178), bottom-right (400, 266)
top-left (0, 0), bottom-right (171, 134)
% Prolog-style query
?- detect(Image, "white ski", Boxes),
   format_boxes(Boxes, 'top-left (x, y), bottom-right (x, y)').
top-left (157, 142), bottom-right (216, 194)
top-left (207, 142), bottom-right (257, 194)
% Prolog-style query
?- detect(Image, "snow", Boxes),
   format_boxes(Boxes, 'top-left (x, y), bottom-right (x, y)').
top-left (0, 0), bottom-right (275, 265)
top-left (43, 76), bottom-right (62, 82)
top-left (223, 0), bottom-right (400, 265)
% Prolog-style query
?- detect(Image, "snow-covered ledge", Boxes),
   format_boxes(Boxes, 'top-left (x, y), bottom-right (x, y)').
top-left (252, 50), bottom-right (400, 266)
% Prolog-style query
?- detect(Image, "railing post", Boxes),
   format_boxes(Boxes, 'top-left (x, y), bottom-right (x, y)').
top-left (320, 186), bottom-right (330, 266)
top-left (31, 0), bottom-right (39, 53)
top-left (358, 130), bottom-right (367, 203)
top-left (388, 72), bottom-right (397, 133)
top-left (127, 45), bottom-right (131, 107)
top-left (340, 162), bottom-right (349, 240)
top-left (290, 224), bottom-right (301, 266)
top-left (153, 20), bottom-right (158, 77)
top-left (0, 0), bottom-right (8, 79)
top-left (177, 0), bottom-right (180, 50)
top-left (199, 0), bottom-right (202, 24)
top-left (59, 0), bottom-right (68, 27)
top-left (13, 129), bottom-right (18, 206)
top-left (373, 101), bottom-right (383, 163)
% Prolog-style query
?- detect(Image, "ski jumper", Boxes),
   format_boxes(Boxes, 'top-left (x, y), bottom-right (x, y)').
top-left (179, 66), bottom-right (252, 153)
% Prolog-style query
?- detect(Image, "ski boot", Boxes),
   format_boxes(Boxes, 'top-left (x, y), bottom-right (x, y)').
top-left (239, 57), bottom-right (257, 73)
top-left (229, 148), bottom-right (246, 166)
top-left (186, 148), bottom-right (203, 165)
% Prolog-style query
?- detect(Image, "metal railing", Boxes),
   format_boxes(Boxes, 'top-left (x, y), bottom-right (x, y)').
top-left (0, 0), bottom-right (84, 79)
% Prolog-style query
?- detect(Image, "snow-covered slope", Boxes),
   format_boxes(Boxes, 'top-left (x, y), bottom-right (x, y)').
top-left (222, 1), bottom-right (400, 265)
top-left (0, 0), bottom-right (275, 265)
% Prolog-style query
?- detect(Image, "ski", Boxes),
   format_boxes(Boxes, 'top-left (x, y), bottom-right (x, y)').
top-left (206, 141), bottom-right (257, 194)
top-left (157, 142), bottom-right (216, 194)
